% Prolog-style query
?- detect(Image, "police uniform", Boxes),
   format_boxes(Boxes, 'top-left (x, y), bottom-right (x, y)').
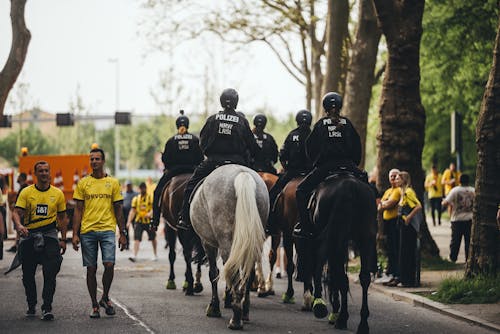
top-left (152, 132), bottom-right (203, 226)
top-left (295, 116), bottom-right (362, 235)
top-left (179, 110), bottom-right (260, 225)
top-left (252, 131), bottom-right (278, 174)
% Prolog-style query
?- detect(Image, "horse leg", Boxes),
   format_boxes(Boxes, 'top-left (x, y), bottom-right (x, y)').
top-left (265, 234), bottom-right (280, 296)
top-left (165, 225), bottom-right (177, 290)
top-left (228, 284), bottom-right (244, 330)
top-left (312, 263), bottom-right (328, 319)
top-left (182, 242), bottom-right (194, 296)
top-left (205, 246), bottom-right (221, 318)
top-left (333, 268), bottom-right (349, 330)
top-left (255, 261), bottom-right (268, 297)
top-left (328, 288), bottom-right (341, 324)
top-left (224, 286), bottom-right (233, 309)
top-left (242, 269), bottom-right (254, 321)
top-left (282, 235), bottom-right (295, 304)
top-left (357, 243), bottom-right (373, 334)
top-left (193, 263), bottom-right (203, 293)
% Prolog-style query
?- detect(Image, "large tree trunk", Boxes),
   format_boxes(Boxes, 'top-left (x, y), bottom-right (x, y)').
top-left (343, 0), bottom-right (381, 169)
top-left (323, 0), bottom-right (349, 97)
top-left (373, 0), bottom-right (439, 258)
top-left (465, 14), bottom-right (500, 277)
top-left (0, 0), bottom-right (31, 118)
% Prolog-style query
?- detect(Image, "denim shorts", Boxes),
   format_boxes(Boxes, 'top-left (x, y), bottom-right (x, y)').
top-left (80, 230), bottom-right (116, 267)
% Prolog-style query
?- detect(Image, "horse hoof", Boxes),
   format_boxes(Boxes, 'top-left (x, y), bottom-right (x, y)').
top-left (257, 290), bottom-right (270, 298)
top-left (302, 291), bottom-right (313, 311)
top-left (313, 298), bottom-right (328, 319)
top-left (182, 281), bottom-right (189, 291)
top-left (165, 280), bottom-right (176, 290)
top-left (242, 313), bottom-right (250, 322)
top-left (185, 287), bottom-right (194, 296)
top-left (281, 293), bottom-right (295, 304)
top-left (356, 322), bottom-right (369, 334)
top-left (228, 319), bottom-right (243, 330)
top-left (224, 301), bottom-right (232, 309)
top-left (335, 320), bottom-right (348, 330)
top-left (328, 312), bottom-right (339, 324)
top-left (193, 283), bottom-right (203, 293)
top-left (206, 304), bottom-right (221, 318)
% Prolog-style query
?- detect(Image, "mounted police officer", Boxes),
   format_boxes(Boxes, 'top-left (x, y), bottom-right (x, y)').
top-left (265, 109), bottom-right (313, 235)
top-left (177, 88), bottom-right (260, 231)
top-left (294, 92), bottom-right (364, 239)
top-left (151, 111), bottom-right (203, 228)
top-left (251, 114), bottom-right (278, 175)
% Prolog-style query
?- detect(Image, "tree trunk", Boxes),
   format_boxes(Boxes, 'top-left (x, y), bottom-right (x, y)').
top-left (465, 14), bottom-right (500, 277)
top-left (0, 0), bottom-right (31, 118)
top-left (323, 0), bottom-right (349, 96)
top-left (343, 0), bottom-right (381, 169)
top-left (373, 0), bottom-right (439, 258)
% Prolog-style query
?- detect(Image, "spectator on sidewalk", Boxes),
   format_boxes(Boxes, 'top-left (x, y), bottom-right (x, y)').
top-left (441, 162), bottom-right (460, 196)
top-left (442, 174), bottom-right (474, 263)
top-left (72, 148), bottom-right (127, 319)
top-left (7, 173), bottom-right (29, 253)
top-left (122, 180), bottom-right (138, 250)
top-left (376, 168), bottom-right (401, 284)
top-left (126, 182), bottom-right (157, 262)
top-left (12, 161), bottom-right (67, 320)
top-left (425, 165), bottom-right (444, 226)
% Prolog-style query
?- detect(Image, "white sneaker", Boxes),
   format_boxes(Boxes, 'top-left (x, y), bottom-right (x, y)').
top-left (151, 255), bottom-right (158, 261)
top-left (374, 273), bottom-right (393, 284)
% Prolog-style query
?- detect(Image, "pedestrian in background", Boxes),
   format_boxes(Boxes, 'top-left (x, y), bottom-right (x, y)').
top-left (122, 180), bottom-right (138, 250)
top-left (7, 173), bottom-right (29, 253)
top-left (72, 148), bottom-right (127, 319)
top-left (127, 182), bottom-right (157, 262)
top-left (425, 165), bottom-right (444, 226)
top-left (12, 161), bottom-right (67, 320)
top-left (442, 174), bottom-right (474, 262)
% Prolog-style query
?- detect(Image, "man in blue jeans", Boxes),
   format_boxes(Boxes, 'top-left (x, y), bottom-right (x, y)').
top-left (72, 148), bottom-right (127, 318)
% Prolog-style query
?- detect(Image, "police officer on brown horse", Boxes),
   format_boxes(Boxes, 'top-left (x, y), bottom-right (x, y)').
top-left (177, 88), bottom-right (260, 231)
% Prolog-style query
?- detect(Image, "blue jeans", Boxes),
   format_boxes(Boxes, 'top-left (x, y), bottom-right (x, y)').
top-left (81, 230), bottom-right (116, 267)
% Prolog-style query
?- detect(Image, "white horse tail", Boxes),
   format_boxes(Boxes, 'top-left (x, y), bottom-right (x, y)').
top-left (224, 172), bottom-right (266, 288)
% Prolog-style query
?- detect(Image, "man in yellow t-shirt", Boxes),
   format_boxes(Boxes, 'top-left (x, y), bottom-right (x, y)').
top-left (441, 162), bottom-right (460, 196)
top-left (376, 168), bottom-right (401, 284)
top-left (424, 165), bottom-right (444, 226)
top-left (72, 148), bottom-right (126, 319)
top-left (12, 161), bottom-right (67, 320)
top-left (126, 182), bottom-right (156, 262)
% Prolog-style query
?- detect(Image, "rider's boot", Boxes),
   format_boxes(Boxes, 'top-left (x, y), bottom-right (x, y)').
top-left (177, 213), bottom-right (191, 231)
top-left (293, 200), bottom-right (313, 239)
top-left (265, 210), bottom-right (280, 236)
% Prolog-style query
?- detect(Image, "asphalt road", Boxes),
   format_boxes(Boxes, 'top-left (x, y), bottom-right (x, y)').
top-left (0, 236), bottom-right (495, 334)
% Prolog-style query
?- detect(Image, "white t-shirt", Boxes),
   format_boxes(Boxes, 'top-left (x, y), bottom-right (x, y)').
top-left (444, 186), bottom-right (474, 222)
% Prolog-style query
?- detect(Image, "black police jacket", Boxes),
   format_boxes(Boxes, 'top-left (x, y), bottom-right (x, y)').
top-left (200, 110), bottom-right (260, 164)
top-left (252, 131), bottom-right (278, 171)
top-left (279, 126), bottom-right (312, 172)
top-left (306, 116), bottom-right (361, 168)
top-left (162, 132), bottom-right (204, 170)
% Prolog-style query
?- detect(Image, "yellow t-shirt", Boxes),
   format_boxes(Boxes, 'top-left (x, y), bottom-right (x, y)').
top-left (425, 172), bottom-right (444, 199)
top-left (381, 187), bottom-right (401, 220)
top-left (441, 169), bottom-right (461, 195)
top-left (131, 193), bottom-right (153, 224)
top-left (15, 185), bottom-right (66, 230)
top-left (73, 175), bottom-right (123, 234)
top-left (400, 187), bottom-right (421, 209)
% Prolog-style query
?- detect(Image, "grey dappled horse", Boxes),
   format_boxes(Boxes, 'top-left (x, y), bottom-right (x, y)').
top-left (190, 164), bottom-right (269, 330)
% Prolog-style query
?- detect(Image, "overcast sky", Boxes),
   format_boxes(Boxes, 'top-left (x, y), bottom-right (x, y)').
top-left (0, 0), bottom-right (305, 122)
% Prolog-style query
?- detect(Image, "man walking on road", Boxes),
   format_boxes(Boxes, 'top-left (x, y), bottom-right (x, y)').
top-left (12, 161), bottom-right (67, 321)
top-left (442, 174), bottom-right (474, 262)
top-left (72, 148), bottom-right (127, 318)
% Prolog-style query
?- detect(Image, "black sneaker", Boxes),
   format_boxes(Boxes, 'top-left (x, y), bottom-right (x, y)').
top-left (89, 306), bottom-right (100, 318)
top-left (41, 309), bottom-right (54, 321)
top-left (25, 306), bottom-right (36, 317)
top-left (177, 218), bottom-right (190, 231)
top-left (99, 297), bottom-right (116, 316)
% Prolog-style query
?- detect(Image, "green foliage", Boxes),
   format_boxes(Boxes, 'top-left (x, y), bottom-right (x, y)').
top-left (430, 274), bottom-right (500, 304)
top-left (421, 1), bottom-right (498, 172)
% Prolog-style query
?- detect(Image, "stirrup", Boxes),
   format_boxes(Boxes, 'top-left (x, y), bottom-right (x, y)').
top-left (177, 218), bottom-right (191, 231)
top-left (293, 223), bottom-right (312, 239)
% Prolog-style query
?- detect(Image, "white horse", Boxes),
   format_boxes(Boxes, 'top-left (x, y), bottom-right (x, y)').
top-left (190, 164), bottom-right (269, 330)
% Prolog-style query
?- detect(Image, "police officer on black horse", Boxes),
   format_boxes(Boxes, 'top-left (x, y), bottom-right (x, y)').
top-left (177, 88), bottom-right (260, 231)
top-left (151, 111), bottom-right (204, 229)
top-left (265, 109), bottom-right (313, 236)
top-left (293, 92), bottom-right (367, 239)
top-left (251, 114), bottom-right (278, 175)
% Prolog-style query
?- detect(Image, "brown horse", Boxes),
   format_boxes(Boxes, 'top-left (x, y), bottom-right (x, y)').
top-left (161, 173), bottom-right (203, 295)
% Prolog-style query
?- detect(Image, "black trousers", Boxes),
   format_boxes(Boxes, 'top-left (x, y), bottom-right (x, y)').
top-left (429, 197), bottom-right (442, 225)
top-left (20, 237), bottom-right (62, 311)
top-left (153, 166), bottom-right (195, 223)
top-left (384, 218), bottom-right (400, 277)
top-left (398, 223), bottom-right (417, 286)
top-left (449, 220), bottom-right (472, 262)
top-left (268, 171), bottom-right (303, 211)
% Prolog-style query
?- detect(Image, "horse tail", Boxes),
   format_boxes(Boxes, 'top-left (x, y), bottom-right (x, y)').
top-left (224, 172), bottom-right (266, 288)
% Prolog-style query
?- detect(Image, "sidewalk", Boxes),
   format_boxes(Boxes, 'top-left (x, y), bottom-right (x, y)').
top-left (365, 216), bottom-right (500, 333)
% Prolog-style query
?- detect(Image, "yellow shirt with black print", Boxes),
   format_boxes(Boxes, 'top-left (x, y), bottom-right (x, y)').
top-left (15, 185), bottom-right (66, 230)
top-left (131, 193), bottom-right (153, 224)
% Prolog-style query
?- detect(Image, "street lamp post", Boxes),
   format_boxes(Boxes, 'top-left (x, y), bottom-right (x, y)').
top-left (108, 58), bottom-right (120, 176)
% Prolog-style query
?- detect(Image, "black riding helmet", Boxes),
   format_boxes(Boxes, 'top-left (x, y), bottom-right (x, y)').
top-left (253, 114), bottom-right (267, 129)
top-left (220, 88), bottom-right (239, 110)
top-left (295, 109), bottom-right (312, 126)
top-left (322, 92), bottom-right (343, 113)
top-left (176, 110), bottom-right (189, 129)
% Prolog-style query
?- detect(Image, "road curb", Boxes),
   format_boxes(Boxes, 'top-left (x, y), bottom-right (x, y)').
top-left (366, 279), bottom-right (500, 333)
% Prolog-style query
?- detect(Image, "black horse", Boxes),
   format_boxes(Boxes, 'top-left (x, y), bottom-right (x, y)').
top-left (307, 174), bottom-right (376, 334)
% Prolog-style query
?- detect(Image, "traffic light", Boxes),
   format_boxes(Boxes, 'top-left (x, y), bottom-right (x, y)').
top-left (0, 115), bottom-right (12, 128)
top-left (115, 111), bottom-right (131, 125)
top-left (56, 113), bottom-right (75, 126)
